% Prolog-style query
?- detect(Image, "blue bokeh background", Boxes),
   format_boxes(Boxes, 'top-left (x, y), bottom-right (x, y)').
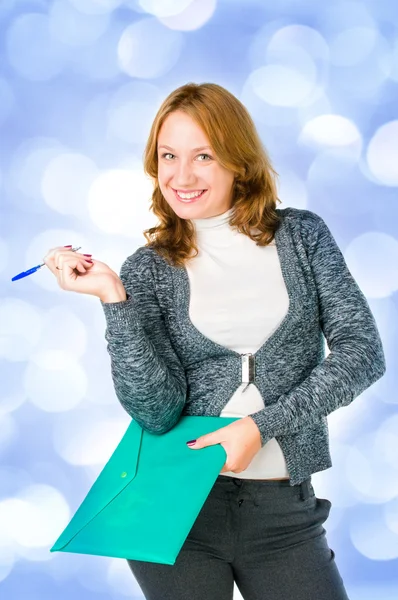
top-left (1, 1), bottom-right (397, 598)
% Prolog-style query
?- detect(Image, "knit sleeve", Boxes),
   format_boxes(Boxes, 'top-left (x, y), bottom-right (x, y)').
top-left (248, 210), bottom-right (386, 446)
top-left (100, 247), bottom-right (187, 433)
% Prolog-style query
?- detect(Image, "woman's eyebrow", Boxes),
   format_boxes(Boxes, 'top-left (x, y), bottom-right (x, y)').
top-left (158, 145), bottom-right (212, 152)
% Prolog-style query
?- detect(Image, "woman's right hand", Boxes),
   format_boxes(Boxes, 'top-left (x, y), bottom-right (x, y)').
top-left (43, 246), bottom-right (126, 301)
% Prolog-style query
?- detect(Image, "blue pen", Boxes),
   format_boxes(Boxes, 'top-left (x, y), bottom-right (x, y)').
top-left (11, 246), bottom-right (82, 282)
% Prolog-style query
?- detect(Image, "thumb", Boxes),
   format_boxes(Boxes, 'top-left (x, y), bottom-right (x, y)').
top-left (186, 432), bottom-right (217, 449)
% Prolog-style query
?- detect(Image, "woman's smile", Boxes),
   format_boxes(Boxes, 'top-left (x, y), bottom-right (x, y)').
top-left (173, 189), bottom-right (208, 203)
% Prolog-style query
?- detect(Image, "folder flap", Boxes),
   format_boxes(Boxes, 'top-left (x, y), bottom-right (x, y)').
top-left (51, 419), bottom-right (143, 551)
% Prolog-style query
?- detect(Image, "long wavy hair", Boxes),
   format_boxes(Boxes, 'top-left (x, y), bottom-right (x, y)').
top-left (142, 82), bottom-right (282, 267)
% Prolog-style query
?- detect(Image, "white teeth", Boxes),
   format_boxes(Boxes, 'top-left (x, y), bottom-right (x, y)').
top-left (176, 190), bottom-right (204, 199)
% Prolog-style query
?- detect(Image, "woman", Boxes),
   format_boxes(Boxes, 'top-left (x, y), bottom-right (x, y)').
top-left (45, 82), bottom-right (386, 600)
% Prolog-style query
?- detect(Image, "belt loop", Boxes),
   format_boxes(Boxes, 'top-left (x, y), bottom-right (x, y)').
top-left (299, 479), bottom-right (311, 501)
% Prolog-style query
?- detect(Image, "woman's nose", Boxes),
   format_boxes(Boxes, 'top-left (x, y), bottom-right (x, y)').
top-left (175, 161), bottom-right (196, 184)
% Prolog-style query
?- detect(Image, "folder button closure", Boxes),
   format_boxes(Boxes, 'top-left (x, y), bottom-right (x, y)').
top-left (121, 471), bottom-right (127, 478)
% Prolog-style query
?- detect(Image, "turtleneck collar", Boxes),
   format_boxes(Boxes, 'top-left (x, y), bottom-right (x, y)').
top-left (190, 207), bottom-right (234, 231)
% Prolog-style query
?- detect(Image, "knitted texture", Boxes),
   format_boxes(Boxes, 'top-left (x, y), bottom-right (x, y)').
top-left (100, 208), bottom-right (386, 486)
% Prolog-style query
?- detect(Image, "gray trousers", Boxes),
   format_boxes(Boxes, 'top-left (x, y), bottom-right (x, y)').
top-left (127, 475), bottom-right (350, 600)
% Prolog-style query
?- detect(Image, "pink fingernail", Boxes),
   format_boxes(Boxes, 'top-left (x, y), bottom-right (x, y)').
top-left (86, 259), bottom-right (93, 263)
top-left (64, 245), bottom-right (72, 248)
top-left (83, 254), bottom-right (92, 257)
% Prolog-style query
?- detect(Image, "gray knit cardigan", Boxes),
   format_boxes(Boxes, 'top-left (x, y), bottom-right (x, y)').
top-left (100, 207), bottom-right (386, 486)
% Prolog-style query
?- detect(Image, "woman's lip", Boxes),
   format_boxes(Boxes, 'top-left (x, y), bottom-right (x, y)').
top-left (173, 189), bottom-right (207, 202)
top-left (173, 188), bottom-right (207, 193)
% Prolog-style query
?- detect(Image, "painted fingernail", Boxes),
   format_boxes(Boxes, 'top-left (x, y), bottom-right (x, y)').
top-left (186, 440), bottom-right (196, 446)
top-left (83, 254), bottom-right (92, 257)
top-left (86, 259), bottom-right (93, 263)
top-left (64, 245), bottom-right (72, 248)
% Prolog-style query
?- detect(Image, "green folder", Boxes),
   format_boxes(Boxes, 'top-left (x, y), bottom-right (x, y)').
top-left (50, 415), bottom-right (240, 565)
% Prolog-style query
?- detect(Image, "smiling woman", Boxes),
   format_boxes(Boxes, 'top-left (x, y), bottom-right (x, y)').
top-left (96, 80), bottom-right (385, 600)
top-left (156, 110), bottom-right (235, 217)
top-left (141, 82), bottom-right (281, 267)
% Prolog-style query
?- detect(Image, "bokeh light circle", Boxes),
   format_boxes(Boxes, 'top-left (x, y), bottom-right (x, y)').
top-left (366, 120), bottom-right (398, 186)
top-left (87, 168), bottom-right (156, 236)
top-left (24, 350), bottom-right (87, 412)
top-left (0, 299), bottom-right (43, 362)
top-left (117, 18), bottom-right (184, 78)
top-left (6, 13), bottom-right (68, 81)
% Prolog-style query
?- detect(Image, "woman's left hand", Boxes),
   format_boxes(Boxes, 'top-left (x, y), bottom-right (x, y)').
top-left (186, 416), bottom-right (262, 473)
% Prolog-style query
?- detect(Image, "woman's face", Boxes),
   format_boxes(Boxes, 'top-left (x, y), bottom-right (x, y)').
top-left (157, 110), bottom-right (235, 220)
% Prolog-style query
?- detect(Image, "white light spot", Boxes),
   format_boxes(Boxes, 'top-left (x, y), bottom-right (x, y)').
top-left (350, 505), bottom-right (398, 560)
top-left (0, 485), bottom-right (70, 550)
top-left (390, 38), bottom-right (398, 83)
top-left (0, 237), bottom-right (9, 274)
top-left (88, 168), bottom-right (156, 236)
top-left (330, 27), bottom-right (378, 66)
top-left (0, 392), bottom-right (26, 418)
top-left (306, 151), bottom-right (375, 216)
top-left (107, 81), bottom-right (162, 144)
top-left (67, 0), bottom-right (124, 15)
top-left (53, 411), bottom-right (128, 466)
top-left (374, 415), bottom-right (398, 473)
top-left (70, 20), bottom-right (122, 81)
top-left (41, 152), bottom-right (99, 217)
top-left (384, 497), bottom-right (398, 536)
top-left (346, 432), bottom-right (398, 504)
top-left (366, 120), bottom-right (398, 186)
top-left (24, 350), bottom-right (87, 412)
top-left (36, 306), bottom-right (88, 359)
top-left (0, 299), bottom-right (43, 362)
top-left (250, 63), bottom-right (317, 107)
top-left (118, 18), bottom-right (183, 78)
top-left (267, 24), bottom-right (329, 64)
top-left (139, 0), bottom-right (193, 17)
top-left (0, 414), bottom-right (18, 456)
top-left (299, 114), bottom-right (362, 159)
top-left (0, 466), bottom-right (33, 501)
top-left (157, 0), bottom-right (217, 31)
top-left (0, 544), bottom-right (14, 582)
top-left (107, 557), bottom-right (143, 595)
top-left (9, 137), bottom-right (65, 204)
top-left (277, 169), bottom-right (308, 210)
top-left (49, 0), bottom-right (110, 47)
top-left (345, 232), bottom-right (398, 298)
top-left (313, 441), bottom-right (362, 510)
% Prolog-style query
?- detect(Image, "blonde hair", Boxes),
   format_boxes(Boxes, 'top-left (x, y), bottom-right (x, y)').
top-left (142, 82), bottom-right (282, 267)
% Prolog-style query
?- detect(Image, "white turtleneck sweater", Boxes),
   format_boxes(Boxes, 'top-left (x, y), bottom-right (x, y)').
top-left (188, 207), bottom-right (290, 479)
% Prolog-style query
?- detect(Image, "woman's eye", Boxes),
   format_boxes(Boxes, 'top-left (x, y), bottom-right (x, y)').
top-left (160, 153), bottom-right (212, 161)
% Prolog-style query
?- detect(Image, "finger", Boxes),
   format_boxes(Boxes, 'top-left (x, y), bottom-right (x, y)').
top-left (53, 252), bottom-right (92, 270)
top-left (57, 254), bottom-right (93, 269)
top-left (43, 247), bottom-right (73, 274)
top-left (52, 253), bottom-right (84, 275)
top-left (55, 260), bottom-right (89, 288)
top-left (78, 261), bottom-right (93, 273)
top-left (44, 245), bottom-right (74, 260)
top-left (74, 262), bottom-right (87, 274)
top-left (61, 258), bottom-right (94, 272)
top-left (58, 255), bottom-right (94, 269)
top-left (52, 250), bottom-right (91, 261)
